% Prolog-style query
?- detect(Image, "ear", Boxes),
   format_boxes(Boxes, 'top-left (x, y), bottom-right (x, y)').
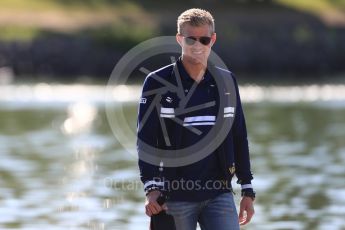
top-left (176, 33), bottom-right (183, 47)
top-left (210, 33), bottom-right (216, 46)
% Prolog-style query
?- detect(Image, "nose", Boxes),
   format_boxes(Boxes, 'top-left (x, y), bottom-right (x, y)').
top-left (192, 40), bottom-right (204, 49)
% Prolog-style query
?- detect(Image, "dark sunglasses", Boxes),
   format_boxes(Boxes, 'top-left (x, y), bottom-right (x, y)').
top-left (183, 36), bottom-right (212, 46)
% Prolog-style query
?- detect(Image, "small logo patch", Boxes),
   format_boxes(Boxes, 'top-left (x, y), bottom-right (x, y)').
top-left (166, 96), bottom-right (173, 103)
top-left (140, 98), bottom-right (147, 104)
top-left (229, 163), bottom-right (236, 175)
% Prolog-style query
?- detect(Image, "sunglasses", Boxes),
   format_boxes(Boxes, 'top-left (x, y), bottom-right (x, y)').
top-left (182, 36), bottom-right (212, 46)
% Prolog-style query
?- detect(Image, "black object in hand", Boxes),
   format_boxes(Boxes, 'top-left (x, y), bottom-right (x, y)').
top-left (149, 193), bottom-right (176, 230)
top-left (156, 193), bottom-right (167, 205)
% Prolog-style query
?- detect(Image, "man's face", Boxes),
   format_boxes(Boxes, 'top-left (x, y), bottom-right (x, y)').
top-left (176, 23), bottom-right (216, 66)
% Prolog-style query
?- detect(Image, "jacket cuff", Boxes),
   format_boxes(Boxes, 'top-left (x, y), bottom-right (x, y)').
top-left (241, 183), bottom-right (253, 190)
top-left (237, 178), bottom-right (253, 186)
top-left (144, 180), bottom-right (164, 194)
top-left (240, 184), bottom-right (254, 193)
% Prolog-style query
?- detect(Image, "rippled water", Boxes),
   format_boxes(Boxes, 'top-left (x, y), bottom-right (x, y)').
top-left (0, 84), bottom-right (345, 229)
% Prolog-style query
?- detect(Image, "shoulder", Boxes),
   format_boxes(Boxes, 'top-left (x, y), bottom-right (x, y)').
top-left (145, 64), bottom-right (175, 84)
top-left (142, 63), bottom-right (175, 91)
top-left (212, 65), bottom-right (239, 85)
top-left (213, 66), bottom-right (234, 78)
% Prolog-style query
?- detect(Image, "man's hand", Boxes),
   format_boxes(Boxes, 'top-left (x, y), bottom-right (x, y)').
top-left (145, 190), bottom-right (168, 217)
top-left (238, 196), bottom-right (255, 225)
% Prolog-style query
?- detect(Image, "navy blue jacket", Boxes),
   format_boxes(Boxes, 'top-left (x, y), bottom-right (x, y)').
top-left (137, 58), bottom-right (253, 201)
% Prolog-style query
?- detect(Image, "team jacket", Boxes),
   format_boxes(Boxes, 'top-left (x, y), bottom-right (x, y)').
top-left (137, 58), bottom-right (254, 201)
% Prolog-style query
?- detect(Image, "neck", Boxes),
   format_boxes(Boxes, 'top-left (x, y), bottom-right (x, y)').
top-left (181, 56), bottom-right (207, 83)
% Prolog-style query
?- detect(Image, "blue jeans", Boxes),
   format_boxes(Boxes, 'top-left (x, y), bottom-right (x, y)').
top-left (166, 192), bottom-right (240, 230)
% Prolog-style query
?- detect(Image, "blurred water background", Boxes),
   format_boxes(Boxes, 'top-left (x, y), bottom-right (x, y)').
top-left (1, 0), bottom-right (345, 229)
top-left (1, 83), bottom-right (345, 229)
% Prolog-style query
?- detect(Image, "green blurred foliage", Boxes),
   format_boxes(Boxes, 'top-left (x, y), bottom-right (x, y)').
top-left (0, 26), bottom-right (41, 41)
top-left (1, 0), bottom-right (344, 77)
top-left (0, 0), bottom-right (344, 43)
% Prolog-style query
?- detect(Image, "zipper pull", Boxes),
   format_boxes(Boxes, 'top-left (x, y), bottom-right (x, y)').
top-left (159, 161), bottom-right (164, 172)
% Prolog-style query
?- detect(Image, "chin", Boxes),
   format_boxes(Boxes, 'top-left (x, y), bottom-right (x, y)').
top-left (186, 55), bottom-right (207, 66)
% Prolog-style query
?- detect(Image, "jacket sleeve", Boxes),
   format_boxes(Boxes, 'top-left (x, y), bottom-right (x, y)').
top-left (137, 74), bottom-right (164, 194)
top-left (231, 75), bottom-right (254, 192)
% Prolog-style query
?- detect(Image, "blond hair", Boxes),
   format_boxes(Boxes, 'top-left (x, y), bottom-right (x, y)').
top-left (177, 8), bottom-right (215, 35)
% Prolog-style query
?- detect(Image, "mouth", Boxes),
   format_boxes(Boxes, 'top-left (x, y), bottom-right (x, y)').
top-left (191, 50), bottom-right (203, 55)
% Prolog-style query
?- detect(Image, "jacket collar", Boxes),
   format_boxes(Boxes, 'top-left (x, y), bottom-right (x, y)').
top-left (176, 57), bottom-right (213, 84)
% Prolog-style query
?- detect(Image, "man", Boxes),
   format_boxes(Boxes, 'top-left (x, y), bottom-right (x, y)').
top-left (137, 8), bottom-right (255, 230)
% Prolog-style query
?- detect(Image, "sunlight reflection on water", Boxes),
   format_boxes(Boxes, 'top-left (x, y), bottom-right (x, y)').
top-left (1, 84), bottom-right (345, 106)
